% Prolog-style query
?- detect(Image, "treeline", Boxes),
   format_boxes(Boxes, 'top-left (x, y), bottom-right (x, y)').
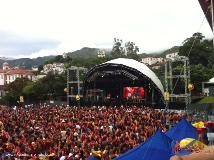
top-left (155, 32), bottom-right (214, 96)
top-left (0, 73), bottom-right (67, 106)
top-left (1, 33), bottom-right (214, 105)
top-left (44, 39), bottom-right (141, 69)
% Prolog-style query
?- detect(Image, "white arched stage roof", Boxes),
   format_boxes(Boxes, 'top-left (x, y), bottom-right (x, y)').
top-left (209, 77), bottom-right (214, 83)
top-left (105, 58), bottom-right (164, 95)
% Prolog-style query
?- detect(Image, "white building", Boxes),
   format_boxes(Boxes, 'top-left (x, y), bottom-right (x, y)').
top-left (151, 65), bottom-right (162, 70)
top-left (0, 69), bottom-right (36, 85)
top-left (35, 74), bottom-right (46, 81)
top-left (32, 66), bottom-right (38, 71)
top-left (2, 62), bottom-right (9, 70)
top-left (202, 77), bottom-right (214, 96)
top-left (97, 50), bottom-right (106, 58)
top-left (63, 53), bottom-right (68, 58)
top-left (141, 57), bottom-right (164, 66)
top-left (166, 52), bottom-right (179, 60)
top-left (42, 63), bottom-right (65, 74)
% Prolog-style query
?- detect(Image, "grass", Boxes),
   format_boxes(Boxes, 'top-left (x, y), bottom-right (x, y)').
top-left (198, 96), bottom-right (214, 104)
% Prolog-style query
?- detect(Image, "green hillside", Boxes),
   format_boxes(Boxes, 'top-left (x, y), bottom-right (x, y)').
top-left (0, 56), bottom-right (55, 70)
top-left (66, 47), bottom-right (111, 59)
top-left (198, 96), bottom-right (214, 104)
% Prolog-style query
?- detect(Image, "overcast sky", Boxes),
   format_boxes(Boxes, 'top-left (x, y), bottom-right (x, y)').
top-left (0, 0), bottom-right (212, 58)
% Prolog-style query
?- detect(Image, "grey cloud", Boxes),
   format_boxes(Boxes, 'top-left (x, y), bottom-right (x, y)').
top-left (0, 31), bottom-right (60, 57)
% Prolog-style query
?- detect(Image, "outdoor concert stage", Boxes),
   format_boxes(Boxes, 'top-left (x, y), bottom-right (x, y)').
top-left (83, 58), bottom-right (165, 107)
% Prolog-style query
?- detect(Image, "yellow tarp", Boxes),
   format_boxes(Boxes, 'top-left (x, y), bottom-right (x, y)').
top-left (192, 121), bottom-right (204, 128)
top-left (180, 138), bottom-right (207, 149)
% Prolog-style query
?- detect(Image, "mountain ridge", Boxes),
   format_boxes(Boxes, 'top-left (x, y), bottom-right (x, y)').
top-left (0, 46), bottom-right (179, 69)
top-left (0, 56), bottom-right (55, 70)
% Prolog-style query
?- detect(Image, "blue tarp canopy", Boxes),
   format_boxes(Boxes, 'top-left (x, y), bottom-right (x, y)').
top-left (165, 119), bottom-right (198, 142)
top-left (88, 155), bottom-right (100, 160)
top-left (113, 130), bottom-right (173, 160)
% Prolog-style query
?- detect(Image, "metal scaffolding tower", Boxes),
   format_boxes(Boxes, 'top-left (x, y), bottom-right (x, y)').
top-left (67, 66), bottom-right (87, 106)
top-left (165, 56), bottom-right (191, 110)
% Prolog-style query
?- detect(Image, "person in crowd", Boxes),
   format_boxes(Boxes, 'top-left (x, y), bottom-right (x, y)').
top-left (0, 105), bottom-right (183, 159)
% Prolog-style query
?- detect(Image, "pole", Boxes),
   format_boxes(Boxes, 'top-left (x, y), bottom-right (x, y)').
top-left (169, 61), bottom-right (173, 94)
top-left (212, 0), bottom-right (214, 49)
top-left (165, 61), bottom-right (169, 111)
top-left (184, 59), bottom-right (188, 111)
top-left (67, 69), bottom-right (69, 106)
top-left (187, 58), bottom-right (191, 105)
top-left (77, 68), bottom-right (81, 107)
top-left (151, 88), bottom-right (154, 107)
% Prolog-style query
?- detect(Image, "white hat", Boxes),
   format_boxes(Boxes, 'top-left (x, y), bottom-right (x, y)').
top-left (68, 153), bottom-right (73, 157)
top-left (60, 156), bottom-right (65, 160)
top-left (76, 125), bottom-right (81, 129)
top-left (75, 155), bottom-right (79, 158)
top-left (74, 132), bottom-right (78, 136)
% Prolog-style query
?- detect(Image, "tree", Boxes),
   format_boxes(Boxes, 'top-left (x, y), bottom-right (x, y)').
top-left (45, 55), bottom-right (67, 64)
top-left (24, 73), bottom-right (67, 103)
top-left (208, 54), bottom-right (214, 67)
top-left (111, 38), bottom-right (141, 60)
top-left (111, 38), bottom-right (125, 58)
top-left (190, 64), bottom-right (213, 95)
top-left (179, 32), bottom-right (212, 66)
top-left (38, 65), bottom-right (43, 72)
top-left (125, 41), bottom-right (140, 60)
top-left (0, 72), bottom-right (68, 105)
top-left (2, 78), bottom-right (30, 105)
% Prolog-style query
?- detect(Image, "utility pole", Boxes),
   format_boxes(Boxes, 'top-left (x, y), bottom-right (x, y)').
top-left (211, 0), bottom-right (214, 49)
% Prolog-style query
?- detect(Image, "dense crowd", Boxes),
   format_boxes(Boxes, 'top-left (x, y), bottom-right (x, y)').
top-left (0, 105), bottom-right (183, 159)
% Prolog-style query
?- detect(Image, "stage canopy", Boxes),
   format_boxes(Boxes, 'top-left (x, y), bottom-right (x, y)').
top-left (104, 58), bottom-right (164, 94)
top-left (209, 77), bottom-right (214, 83)
top-left (83, 58), bottom-right (164, 106)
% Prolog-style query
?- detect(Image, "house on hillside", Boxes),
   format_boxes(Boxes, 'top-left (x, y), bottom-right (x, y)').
top-left (166, 52), bottom-right (178, 60)
top-left (41, 63), bottom-right (65, 74)
top-left (63, 52), bottom-right (68, 58)
top-left (141, 57), bottom-right (164, 66)
top-left (97, 50), bottom-right (106, 58)
top-left (32, 66), bottom-right (38, 71)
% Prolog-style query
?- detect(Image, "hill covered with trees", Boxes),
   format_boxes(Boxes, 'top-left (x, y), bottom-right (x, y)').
top-left (1, 33), bottom-right (214, 105)
top-left (0, 56), bottom-right (55, 69)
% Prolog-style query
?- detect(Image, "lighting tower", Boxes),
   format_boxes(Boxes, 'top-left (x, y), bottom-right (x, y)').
top-left (164, 56), bottom-right (191, 110)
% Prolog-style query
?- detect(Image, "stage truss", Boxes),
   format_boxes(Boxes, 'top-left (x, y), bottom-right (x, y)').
top-left (165, 56), bottom-right (191, 110)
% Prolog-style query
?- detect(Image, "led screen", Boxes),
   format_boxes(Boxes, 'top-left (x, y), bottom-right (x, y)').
top-left (123, 87), bottom-right (145, 99)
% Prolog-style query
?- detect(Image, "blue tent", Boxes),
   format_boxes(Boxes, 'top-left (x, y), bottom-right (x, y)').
top-left (176, 149), bottom-right (192, 156)
top-left (113, 130), bottom-right (173, 160)
top-left (87, 155), bottom-right (100, 160)
top-left (165, 119), bottom-right (198, 142)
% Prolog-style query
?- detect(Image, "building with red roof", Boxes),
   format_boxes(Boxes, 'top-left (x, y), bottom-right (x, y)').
top-left (0, 63), bottom-right (36, 98)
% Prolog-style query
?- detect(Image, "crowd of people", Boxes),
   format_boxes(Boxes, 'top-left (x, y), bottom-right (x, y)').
top-left (0, 105), bottom-right (183, 159)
